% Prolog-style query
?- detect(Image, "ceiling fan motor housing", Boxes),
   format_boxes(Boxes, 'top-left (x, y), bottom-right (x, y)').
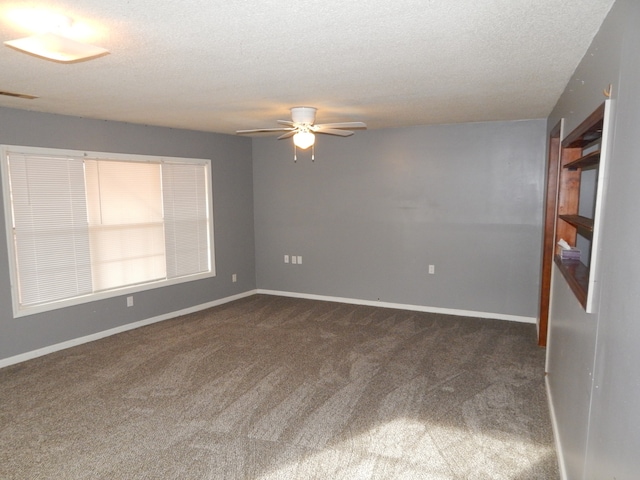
top-left (291, 107), bottom-right (317, 125)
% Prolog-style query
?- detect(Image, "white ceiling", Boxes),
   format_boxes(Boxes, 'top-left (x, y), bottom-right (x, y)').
top-left (0, 1), bottom-right (615, 135)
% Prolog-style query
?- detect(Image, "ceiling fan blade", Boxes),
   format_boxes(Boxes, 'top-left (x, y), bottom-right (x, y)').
top-left (315, 128), bottom-right (354, 137)
top-left (236, 127), bottom-right (294, 134)
top-left (314, 122), bottom-right (367, 130)
top-left (277, 131), bottom-right (297, 140)
top-left (277, 120), bottom-right (296, 126)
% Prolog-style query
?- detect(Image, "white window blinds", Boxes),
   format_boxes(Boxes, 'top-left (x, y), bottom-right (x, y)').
top-left (2, 146), bottom-right (214, 316)
top-left (162, 162), bottom-right (211, 278)
top-left (8, 154), bottom-right (93, 306)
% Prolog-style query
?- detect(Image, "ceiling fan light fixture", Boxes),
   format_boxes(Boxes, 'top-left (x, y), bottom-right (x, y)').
top-left (236, 107), bottom-right (366, 157)
top-left (293, 131), bottom-right (315, 149)
top-left (290, 107), bottom-right (317, 125)
top-left (4, 31), bottom-right (109, 63)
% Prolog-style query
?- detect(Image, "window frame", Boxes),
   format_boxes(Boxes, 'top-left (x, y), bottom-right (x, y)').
top-left (0, 145), bottom-right (216, 318)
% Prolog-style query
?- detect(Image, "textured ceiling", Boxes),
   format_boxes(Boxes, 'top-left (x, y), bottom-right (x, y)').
top-left (0, 1), bottom-right (615, 135)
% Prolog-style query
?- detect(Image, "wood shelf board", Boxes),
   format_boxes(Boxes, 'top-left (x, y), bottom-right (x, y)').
top-left (564, 150), bottom-right (601, 170)
top-left (559, 214), bottom-right (594, 233)
top-left (555, 255), bottom-right (589, 308)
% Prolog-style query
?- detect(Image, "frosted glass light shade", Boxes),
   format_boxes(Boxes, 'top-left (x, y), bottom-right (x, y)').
top-left (4, 32), bottom-right (109, 63)
top-left (293, 131), bottom-right (315, 149)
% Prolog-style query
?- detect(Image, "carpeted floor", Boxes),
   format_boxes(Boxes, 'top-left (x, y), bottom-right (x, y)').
top-left (0, 295), bottom-right (559, 479)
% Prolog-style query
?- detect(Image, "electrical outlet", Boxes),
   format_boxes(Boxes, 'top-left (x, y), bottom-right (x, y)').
top-left (297, 255), bottom-right (302, 264)
top-left (292, 255), bottom-right (297, 264)
top-left (127, 296), bottom-right (133, 307)
top-left (232, 273), bottom-right (237, 282)
top-left (428, 264), bottom-right (435, 275)
top-left (284, 255), bottom-right (289, 263)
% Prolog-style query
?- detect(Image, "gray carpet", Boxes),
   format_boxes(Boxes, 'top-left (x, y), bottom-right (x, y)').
top-left (0, 295), bottom-right (559, 479)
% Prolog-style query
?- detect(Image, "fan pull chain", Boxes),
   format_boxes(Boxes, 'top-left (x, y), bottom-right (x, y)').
top-left (292, 144), bottom-right (316, 162)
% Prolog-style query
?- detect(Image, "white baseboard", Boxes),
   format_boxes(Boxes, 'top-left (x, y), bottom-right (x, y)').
top-left (256, 289), bottom-right (536, 324)
top-left (0, 290), bottom-right (258, 369)
top-left (546, 375), bottom-right (568, 480)
top-left (1, 289), bottom-right (534, 369)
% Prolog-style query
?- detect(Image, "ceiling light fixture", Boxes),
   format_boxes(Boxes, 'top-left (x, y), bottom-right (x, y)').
top-left (293, 130), bottom-right (315, 150)
top-left (4, 15), bottom-right (109, 63)
top-left (236, 106), bottom-right (366, 162)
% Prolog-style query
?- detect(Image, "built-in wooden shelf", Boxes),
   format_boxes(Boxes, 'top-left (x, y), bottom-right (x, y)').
top-left (554, 255), bottom-right (589, 309)
top-left (562, 103), bottom-right (605, 148)
top-left (564, 150), bottom-right (601, 170)
top-left (554, 100), bottom-right (612, 313)
top-left (558, 214), bottom-right (594, 237)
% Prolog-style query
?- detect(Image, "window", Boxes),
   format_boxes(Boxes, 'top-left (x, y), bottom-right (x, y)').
top-left (1, 145), bottom-right (215, 317)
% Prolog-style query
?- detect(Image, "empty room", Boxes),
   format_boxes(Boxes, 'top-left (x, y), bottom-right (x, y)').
top-left (1, 1), bottom-right (639, 479)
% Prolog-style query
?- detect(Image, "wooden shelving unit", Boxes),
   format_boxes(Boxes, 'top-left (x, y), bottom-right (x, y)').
top-left (554, 100), bottom-right (613, 313)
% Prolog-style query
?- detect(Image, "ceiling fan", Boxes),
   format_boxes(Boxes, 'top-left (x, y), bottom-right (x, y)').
top-left (236, 107), bottom-right (367, 154)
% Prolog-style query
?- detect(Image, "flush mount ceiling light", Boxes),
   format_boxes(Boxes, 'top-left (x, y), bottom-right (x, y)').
top-left (4, 14), bottom-right (109, 63)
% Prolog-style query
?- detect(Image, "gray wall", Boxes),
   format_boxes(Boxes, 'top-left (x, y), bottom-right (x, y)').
top-left (253, 119), bottom-right (546, 318)
top-left (0, 107), bottom-right (256, 362)
top-left (546, 0), bottom-right (640, 478)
